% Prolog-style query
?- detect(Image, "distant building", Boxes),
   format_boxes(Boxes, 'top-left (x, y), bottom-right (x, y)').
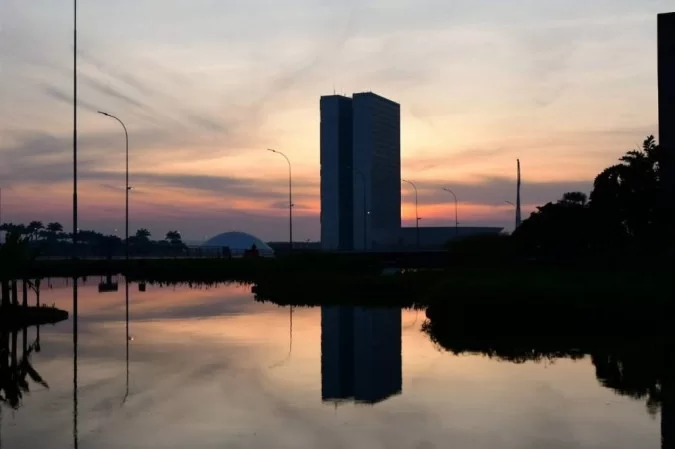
top-left (321, 306), bottom-right (402, 405)
top-left (658, 12), bottom-right (675, 201)
top-left (202, 231), bottom-right (274, 257)
top-left (320, 95), bottom-right (354, 251)
top-left (267, 241), bottom-right (321, 253)
top-left (320, 92), bottom-right (401, 251)
top-left (352, 93), bottom-right (401, 250)
top-left (397, 226), bottom-right (504, 250)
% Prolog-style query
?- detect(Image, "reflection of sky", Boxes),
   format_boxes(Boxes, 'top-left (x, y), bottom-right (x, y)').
top-left (1, 282), bottom-right (660, 448)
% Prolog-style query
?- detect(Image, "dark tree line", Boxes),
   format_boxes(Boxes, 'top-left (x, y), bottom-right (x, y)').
top-left (512, 135), bottom-right (672, 262)
top-left (0, 222), bottom-right (186, 258)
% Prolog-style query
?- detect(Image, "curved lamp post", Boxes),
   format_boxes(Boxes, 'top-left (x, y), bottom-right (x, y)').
top-left (98, 111), bottom-right (130, 262)
top-left (73, 0), bottom-right (78, 257)
top-left (442, 188), bottom-right (459, 238)
top-left (267, 149), bottom-right (293, 251)
top-left (402, 179), bottom-right (420, 248)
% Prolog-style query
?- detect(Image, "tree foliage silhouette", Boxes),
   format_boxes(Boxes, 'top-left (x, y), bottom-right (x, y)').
top-left (514, 135), bottom-right (670, 260)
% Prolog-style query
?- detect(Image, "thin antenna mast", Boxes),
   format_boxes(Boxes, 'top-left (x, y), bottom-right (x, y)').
top-left (515, 159), bottom-right (522, 228)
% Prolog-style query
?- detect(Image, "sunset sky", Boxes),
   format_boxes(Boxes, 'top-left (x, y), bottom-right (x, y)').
top-left (0, 0), bottom-right (671, 241)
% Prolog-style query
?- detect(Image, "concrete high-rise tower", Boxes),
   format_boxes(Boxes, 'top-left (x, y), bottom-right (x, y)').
top-left (320, 92), bottom-right (401, 251)
top-left (320, 95), bottom-right (354, 251)
top-left (351, 93), bottom-right (401, 250)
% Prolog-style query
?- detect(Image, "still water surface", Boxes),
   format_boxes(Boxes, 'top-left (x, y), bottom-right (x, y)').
top-left (1, 279), bottom-right (662, 448)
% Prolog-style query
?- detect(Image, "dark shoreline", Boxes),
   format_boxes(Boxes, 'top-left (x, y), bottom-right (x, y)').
top-left (0, 305), bottom-right (69, 330)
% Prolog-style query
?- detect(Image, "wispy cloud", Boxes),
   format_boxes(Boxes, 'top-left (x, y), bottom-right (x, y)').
top-left (0, 0), bottom-right (669, 239)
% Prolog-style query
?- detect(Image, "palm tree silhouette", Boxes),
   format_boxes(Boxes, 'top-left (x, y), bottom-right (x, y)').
top-left (0, 330), bottom-right (49, 410)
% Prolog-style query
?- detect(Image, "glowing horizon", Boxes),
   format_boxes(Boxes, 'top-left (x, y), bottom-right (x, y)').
top-left (0, 1), bottom-right (670, 240)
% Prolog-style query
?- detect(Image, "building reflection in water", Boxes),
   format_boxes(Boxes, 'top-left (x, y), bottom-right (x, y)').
top-left (321, 306), bottom-right (402, 405)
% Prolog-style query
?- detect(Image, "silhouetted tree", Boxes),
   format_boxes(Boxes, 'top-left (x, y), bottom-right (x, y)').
top-left (135, 228), bottom-right (151, 241)
top-left (26, 221), bottom-right (43, 241)
top-left (0, 233), bottom-right (33, 283)
top-left (514, 135), bottom-right (669, 261)
top-left (45, 222), bottom-right (63, 240)
top-left (512, 191), bottom-right (597, 260)
top-left (165, 230), bottom-right (182, 245)
top-left (590, 135), bottom-right (668, 253)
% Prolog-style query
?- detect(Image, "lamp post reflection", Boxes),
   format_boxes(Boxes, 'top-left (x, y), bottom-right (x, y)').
top-left (123, 278), bottom-right (130, 404)
top-left (72, 278), bottom-right (79, 449)
top-left (268, 306), bottom-right (294, 369)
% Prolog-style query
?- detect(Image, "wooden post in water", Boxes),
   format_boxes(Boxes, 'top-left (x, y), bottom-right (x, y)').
top-left (1, 280), bottom-right (9, 309)
top-left (22, 281), bottom-right (28, 353)
top-left (11, 281), bottom-right (17, 307)
top-left (22, 280), bottom-right (27, 308)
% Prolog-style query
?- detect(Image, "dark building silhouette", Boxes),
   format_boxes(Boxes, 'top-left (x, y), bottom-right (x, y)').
top-left (353, 307), bottom-right (402, 404)
top-left (320, 93), bottom-right (401, 251)
top-left (351, 93), bottom-right (402, 251)
top-left (320, 306), bottom-right (402, 405)
top-left (320, 306), bottom-right (355, 401)
top-left (320, 96), bottom-right (355, 251)
top-left (659, 13), bottom-right (675, 202)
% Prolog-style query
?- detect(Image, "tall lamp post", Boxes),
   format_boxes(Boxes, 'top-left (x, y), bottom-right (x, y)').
top-left (73, 0), bottom-right (78, 258)
top-left (442, 188), bottom-right (459, 238)
top-left (98, 111), bottom-right (130, 262)
top-left (402, 179), bottom-right (420, 248)
top-left (350, 166), bottom-right (368, 250)
top-left (267, 149), bottom-right (293, 252)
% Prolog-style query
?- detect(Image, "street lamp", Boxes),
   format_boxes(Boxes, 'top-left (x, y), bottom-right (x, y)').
top-left (98, 111), bottom-right (130, 262)
top-left (349, 166), bottom-right (368, 250)
top-left (73, 0), bottom-right (78, 257)
top-left (402, 179), bottom-right (420, 248)
top-left (267, 149), bottom-right (293, 252)
top-left (505, 200), bottom-right (515, 207)
top-left (442, 188), bottom-right (459, 238)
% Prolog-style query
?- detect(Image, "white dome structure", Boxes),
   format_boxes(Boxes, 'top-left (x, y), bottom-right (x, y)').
top-left (203, 231), bottom-right (274, 257)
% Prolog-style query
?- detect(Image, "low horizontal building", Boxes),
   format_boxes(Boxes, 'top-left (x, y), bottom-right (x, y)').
top-left (395, 226), bottom-right (503, 250)
top-left (314, 226), bottom-right (503, 251)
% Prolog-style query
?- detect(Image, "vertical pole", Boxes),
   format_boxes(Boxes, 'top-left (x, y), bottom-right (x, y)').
top-left (1, 281), bottom-right (8, 308)
top-left (73, 0), bottom-right (78, 258)
top-left (72, 279), bottom-right (78, 449)
top-left (516, 159), bottom-right (522, 228)
top-left (454, 195), bottom-right (459, 238)
top-left (124, 278), bottom-right (129, 403)
top-left (125, 127), bottom-right (129, 263)
top-left (11, 281), bottom-right (17, 307)
top-left (288, 161), bottom-right (293, 252)
top-left (414, 188), bottom-right (419, 249)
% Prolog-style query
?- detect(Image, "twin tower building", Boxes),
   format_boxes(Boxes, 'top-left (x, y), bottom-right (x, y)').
top-left (320, 92), bottom-right (401, 251)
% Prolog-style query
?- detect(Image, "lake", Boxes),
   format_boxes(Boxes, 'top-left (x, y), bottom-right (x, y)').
top-left (0, 278), bottom-right (664, 448)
